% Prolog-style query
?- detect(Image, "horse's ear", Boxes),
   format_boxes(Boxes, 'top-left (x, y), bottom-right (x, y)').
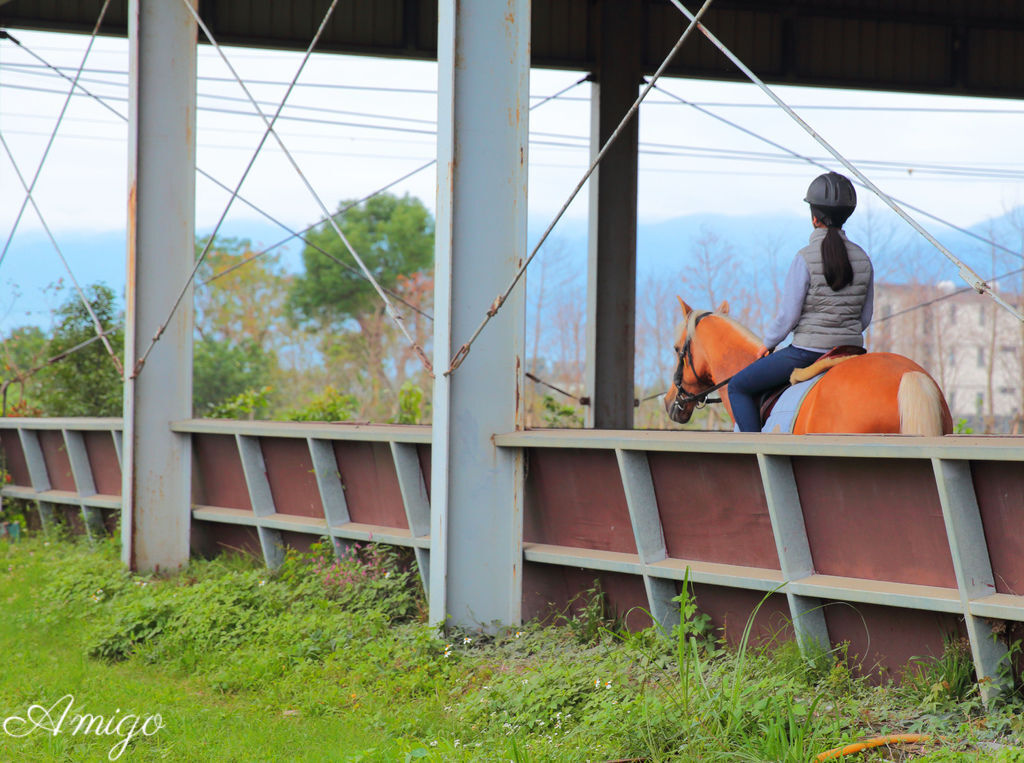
top-left (676, 296), bottom-right (691, 317)
top-left (717, 300), bottom-right (730, 315)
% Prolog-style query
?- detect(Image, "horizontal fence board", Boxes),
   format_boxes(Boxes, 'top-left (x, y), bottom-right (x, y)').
top-left (172, 419), bottom-right (430, 443)
top-left (495, 430), bottom-right (1024, 461)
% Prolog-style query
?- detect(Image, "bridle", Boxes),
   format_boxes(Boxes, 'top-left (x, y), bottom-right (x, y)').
top-left (669, 311), bottom-right (733, 419)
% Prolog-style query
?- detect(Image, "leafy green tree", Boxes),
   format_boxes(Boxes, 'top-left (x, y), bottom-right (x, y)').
top-left (287, 193), bottom-right (434, 415)
top-left (193, 337), bottom-right (275, 416)
top-left (38, 284), bottom-right (124, 417)
top-left (192, 236), bottom-right (299, 417)
top-left (195, 236), bottom-right (292, 350)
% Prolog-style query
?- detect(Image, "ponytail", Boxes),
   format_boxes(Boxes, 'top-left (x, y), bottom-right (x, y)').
top-left (811, 205), bottom-right (853, 291)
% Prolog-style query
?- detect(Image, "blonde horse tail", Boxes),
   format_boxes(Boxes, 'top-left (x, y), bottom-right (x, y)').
top-left (898, 371), bottom-right (944, 436)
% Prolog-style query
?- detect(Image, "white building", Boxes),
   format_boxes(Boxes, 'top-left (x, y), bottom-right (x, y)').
top-left (869, 282), bottom-right (1024, 433)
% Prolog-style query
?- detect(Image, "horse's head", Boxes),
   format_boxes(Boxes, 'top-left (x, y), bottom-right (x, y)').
top-left (664, 297), bottom-right (730, 424)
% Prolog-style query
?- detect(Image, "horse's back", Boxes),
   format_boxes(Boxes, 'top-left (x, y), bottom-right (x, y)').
top-left (793, 352), bottom-right (952, 435)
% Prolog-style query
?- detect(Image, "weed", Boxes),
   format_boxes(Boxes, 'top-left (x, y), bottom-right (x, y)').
top-left (902, 635), bottom-right (979, 711)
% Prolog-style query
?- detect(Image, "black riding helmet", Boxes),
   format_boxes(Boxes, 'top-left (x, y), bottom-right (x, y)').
top-left (804, 172), bottom-right (856, 227)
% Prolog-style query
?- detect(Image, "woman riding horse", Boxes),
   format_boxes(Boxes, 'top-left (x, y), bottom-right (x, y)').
top-left (729, 172), bottom-right (873, 432)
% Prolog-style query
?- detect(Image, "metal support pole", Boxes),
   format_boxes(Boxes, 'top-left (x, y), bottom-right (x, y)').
top-left (584, 0), bottom-right (642, 430)
top-left (122, 0), bottom-right (197, 571)
top-left (432, 0), bottom-right (529, 629)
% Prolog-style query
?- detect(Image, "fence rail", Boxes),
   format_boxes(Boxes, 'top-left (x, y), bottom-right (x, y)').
top-left (1, 418), bottom-right (1022, 690)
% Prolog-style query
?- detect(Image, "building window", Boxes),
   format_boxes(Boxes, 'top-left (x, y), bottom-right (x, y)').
top-left (949, 303), bottom-right (957, 321)
top-left (999, 386), bottom-right (1017, 396)
top-left (948, 349), bottom-right (956, 366)
top-left (979, 305), bottom-right (986, 326)
top-left (977, 346), bottom-right (985, 367)
top-left (882, 303), bottom-right (892, 319)
top-left (1001, 345), bottom-right (1017, 354)
top-left (976, 392), bottom-right (984, 415)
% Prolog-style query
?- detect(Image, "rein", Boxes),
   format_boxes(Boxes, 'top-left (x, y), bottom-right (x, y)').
top-left (670, 311), bottom-right (734, 413)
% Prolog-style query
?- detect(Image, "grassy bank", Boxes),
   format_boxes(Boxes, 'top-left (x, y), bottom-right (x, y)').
top-left (0, 534), bottom-right (1021, 761)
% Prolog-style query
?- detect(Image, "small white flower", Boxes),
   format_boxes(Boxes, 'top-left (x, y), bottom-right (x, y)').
top-left (521, 679), bottom-right (528, 685)
top-left (429, 740), bottom-right (438, 747)
top-left (258, 580), bottom-right (266, 587)
top-left (604, 681), bottom-right (612, 689)
top-left (462, 637), bottom-right (472, 644)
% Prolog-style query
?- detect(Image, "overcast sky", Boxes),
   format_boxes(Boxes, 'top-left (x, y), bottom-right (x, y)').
top-left (2, 27), bottom-right (1024, 320)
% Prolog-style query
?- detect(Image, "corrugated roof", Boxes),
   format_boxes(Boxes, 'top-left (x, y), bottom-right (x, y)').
top-left (2, 0), bottom-right (1024, 98)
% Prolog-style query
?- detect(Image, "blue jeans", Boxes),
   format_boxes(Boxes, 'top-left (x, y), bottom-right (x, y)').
top-left (729, 346), bottom-right (823, 432)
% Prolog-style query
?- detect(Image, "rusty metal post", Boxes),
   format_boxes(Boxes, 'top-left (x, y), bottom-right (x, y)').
top-left (432, 0), bottom-right (529, 629)
top-left (122, 0), bottom-right (197, 571)
top-left (585, 0), bottom-right (642, 430)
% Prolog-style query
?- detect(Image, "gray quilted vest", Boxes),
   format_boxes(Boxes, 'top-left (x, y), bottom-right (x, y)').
top-left (792, 227), bottom-right (872, 349)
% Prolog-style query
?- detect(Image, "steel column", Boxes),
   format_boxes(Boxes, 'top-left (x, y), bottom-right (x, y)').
top-left (932, 458), bottom-right (1008, 702)
top-left (122, 0), bottom-right (197, 571)
top-left (432, 0), bottom-right (529, 629)
top-left (584, 0), bottom-right (642, 430)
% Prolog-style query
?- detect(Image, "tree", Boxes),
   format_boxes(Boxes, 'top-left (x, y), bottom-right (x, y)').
top-left (38, 283), bottom-right (124, 417)
top-left (287, 193), bottom-right (434, 416)
top-left (0, 325), bottom-right (49, 413)
top-left (193, 337), bottom-right (275, 415)
top-left (193, 236), bottom-right (308, 417)
top-left (195, 236), bottom-right (292, 351)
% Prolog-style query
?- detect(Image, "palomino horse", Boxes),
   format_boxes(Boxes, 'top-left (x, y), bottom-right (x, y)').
top-left (664, 298), bottom-right (952, 435)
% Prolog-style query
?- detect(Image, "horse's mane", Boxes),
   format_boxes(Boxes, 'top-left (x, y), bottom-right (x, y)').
top-left (678, 307), bottom-right (762, 348)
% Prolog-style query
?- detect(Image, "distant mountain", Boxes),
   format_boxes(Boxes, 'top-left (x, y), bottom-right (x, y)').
top-left (2, 205), bottom-right (1019, 333)
top-left (529, 205), bottom-right (1024, 285)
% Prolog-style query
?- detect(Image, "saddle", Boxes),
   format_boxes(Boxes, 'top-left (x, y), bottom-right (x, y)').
top-left (757, 345), bottom-right (866, 426)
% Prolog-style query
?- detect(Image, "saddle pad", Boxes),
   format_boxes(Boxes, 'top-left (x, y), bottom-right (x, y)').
top-left (761, 373), bottom-right (827, 433)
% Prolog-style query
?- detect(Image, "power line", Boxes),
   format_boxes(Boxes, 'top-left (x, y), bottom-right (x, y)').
top-left (9, 79), bottom-right (1024, 188)
top-left (667, 0), bottom-right (1024, 323)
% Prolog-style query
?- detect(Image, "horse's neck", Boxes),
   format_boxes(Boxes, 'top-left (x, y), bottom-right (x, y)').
top-left (703, 317), bottom-right (761, 382)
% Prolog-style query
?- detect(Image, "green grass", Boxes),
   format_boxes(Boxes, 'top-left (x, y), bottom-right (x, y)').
top-left (0, 533), bottom-right (1021, 761)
